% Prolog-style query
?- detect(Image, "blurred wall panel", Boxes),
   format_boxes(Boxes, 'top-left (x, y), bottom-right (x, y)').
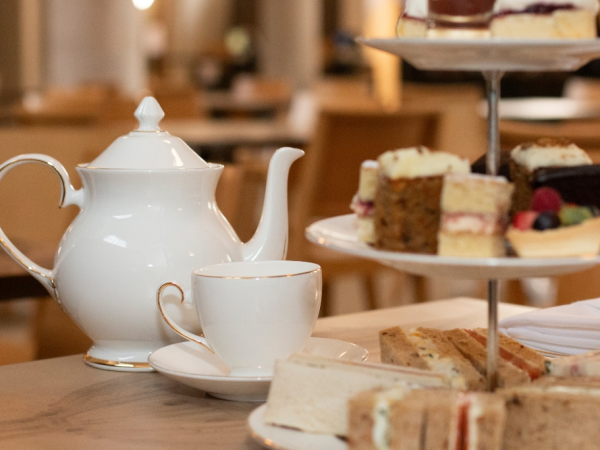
top-left (45, 0), bottom-right (147, 98)
top-left (0, 0), bottom-right (21, 104)
top-left (257, 0), bottom-right (322, 89)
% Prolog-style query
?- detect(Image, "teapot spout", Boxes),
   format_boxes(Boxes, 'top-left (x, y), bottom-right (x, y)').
top-left (242, 147), bottom-right (304, 261)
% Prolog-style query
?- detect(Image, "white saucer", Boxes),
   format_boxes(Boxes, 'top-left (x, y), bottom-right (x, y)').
top-left (148, 337), bottom-right (368, 402)
top-left (249, 404), bottom-right (346, 450)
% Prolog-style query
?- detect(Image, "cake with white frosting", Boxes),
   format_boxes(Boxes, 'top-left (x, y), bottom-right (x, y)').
top-left (396, 0), bottom-right (599, 39)
top-left (396, 0), bottom-right (428, 37)
top-left (374, 147), bottom-right (470, 254)
top-left (350, 160), bottom-right (379, 245)
top-left (491, 0), bottom-right (599, 38)
top-left (438, 173), bottom-right (514, 258)
top-left (510, 138), bottom-right (593, 215)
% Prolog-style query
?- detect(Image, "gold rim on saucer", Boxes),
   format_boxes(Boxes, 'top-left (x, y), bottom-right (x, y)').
top-left (83, 353), bottom-right (152, 370)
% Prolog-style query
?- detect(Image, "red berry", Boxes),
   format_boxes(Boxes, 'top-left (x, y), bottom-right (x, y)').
top-left (513, 211), bottom-right (538, 231)
top-left (531, 187), bottom-right (563, 212)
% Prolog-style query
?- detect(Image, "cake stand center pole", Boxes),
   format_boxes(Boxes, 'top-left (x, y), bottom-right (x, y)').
top-left (483, 70), bottom-right (504, 176)
top-left (483, 70), bottom-right (504, 392)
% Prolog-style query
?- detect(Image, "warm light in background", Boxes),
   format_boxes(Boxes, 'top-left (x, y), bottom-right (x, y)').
top-left (132, 0), bottom-right (154, 11)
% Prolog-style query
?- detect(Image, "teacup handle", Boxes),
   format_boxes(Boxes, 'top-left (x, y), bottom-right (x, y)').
top-left (157, 282), bottom-right (214, 354)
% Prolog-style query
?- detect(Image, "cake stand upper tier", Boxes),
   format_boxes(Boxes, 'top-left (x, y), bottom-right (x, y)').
top-left (306, 215), bottom-right (600, 280)
top-left (357, 37), bottom-right (600, 72)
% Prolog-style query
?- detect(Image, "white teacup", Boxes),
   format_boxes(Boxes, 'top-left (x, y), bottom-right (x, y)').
top-left (157, 260), bottom-right (322, 377)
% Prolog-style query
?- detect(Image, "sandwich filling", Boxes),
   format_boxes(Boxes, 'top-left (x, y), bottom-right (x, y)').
top-left (408, 330), bottom-right (468, 389)
top-left (465, 329), bottom-right (543, 380)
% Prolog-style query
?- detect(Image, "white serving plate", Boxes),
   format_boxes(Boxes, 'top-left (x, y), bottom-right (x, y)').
top-left (357, 37), bottom-right (600, 72)
top-left (305, 215), bottom-right (600, 280)
top-left (249, 404), bottom-right (346, 450)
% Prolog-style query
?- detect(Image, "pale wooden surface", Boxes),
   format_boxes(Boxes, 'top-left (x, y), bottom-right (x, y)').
top-left (0, 298), bottom-right (534, 449)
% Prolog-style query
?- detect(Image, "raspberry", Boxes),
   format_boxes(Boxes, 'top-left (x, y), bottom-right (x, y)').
top-left (531, 187), bottom-right (563, 212)
top-left (513, 211), bottom-right (538, 231)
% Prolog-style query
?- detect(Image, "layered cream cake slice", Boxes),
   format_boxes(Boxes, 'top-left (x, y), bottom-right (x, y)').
top-left (396, 0), bottom-right (427, 37)
top-left (374, 147), bottom-right (470, 254)
top-left (350, 160), bottom-right (379, 245)
top-left (491, 0), bottom-right (599, 38)
top-left (348, 388), bottom-right (506, 450)
top-left (438, 174), bottom-right (514, 258)
top-left (262, 353), bottom-right (448, 437)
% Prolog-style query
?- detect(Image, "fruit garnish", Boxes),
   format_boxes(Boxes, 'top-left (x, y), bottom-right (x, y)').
top-left (559, 206), bottom-right (594, 226)
top-left (531, 187), bottom-right (562, 212)
top-left (533, 211), bottom-right (561, 231)
top-left (513, 211), bottom-right (538, 231)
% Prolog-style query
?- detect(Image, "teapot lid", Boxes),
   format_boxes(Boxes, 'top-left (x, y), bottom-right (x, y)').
top-left (88, 96), bottom-right (210, 169)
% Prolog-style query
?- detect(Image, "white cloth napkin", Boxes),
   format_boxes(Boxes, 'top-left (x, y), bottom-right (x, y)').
top-left (498, 299), bottom-right (600, 355)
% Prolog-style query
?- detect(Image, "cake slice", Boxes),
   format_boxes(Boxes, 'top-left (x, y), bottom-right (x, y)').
top-left (509, 138), bottom-right (593, 215)
top-left (374, 147), bottom-right (470, 254)
top-left (379, 326), bottom-right (486, 391)
top-left (348, 388), bottom-right (506, 450)
top-left (396, 0), bottom-right (427, 37)
top-left (500, 383), bottom-right (600, 450)
top-left (350, 160), bottom-right (379, 244)
top-left (263, 353), bottom-right (447, 437)
top-left (491, 0), bottom-right (598, 39)
top-left (443, 328), bottom-right (530, 387)
top-left (438, 174), bottom-right (514, 257)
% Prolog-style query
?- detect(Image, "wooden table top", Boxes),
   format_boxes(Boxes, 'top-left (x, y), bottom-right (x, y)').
top-left (0, 298), bottom-right (534, 449)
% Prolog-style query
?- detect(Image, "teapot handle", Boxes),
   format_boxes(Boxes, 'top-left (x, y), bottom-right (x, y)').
top-left (0, 154), bottom-right (83, 296)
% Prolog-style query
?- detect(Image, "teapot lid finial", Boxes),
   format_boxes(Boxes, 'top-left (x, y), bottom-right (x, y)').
top-left (88, 96), bottom-right (210, 169)
top-left (134, 96), bottom-right (164, 131)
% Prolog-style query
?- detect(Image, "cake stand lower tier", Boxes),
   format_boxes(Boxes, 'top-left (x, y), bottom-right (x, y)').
top-left (306, 214), bottom-right (600, 390)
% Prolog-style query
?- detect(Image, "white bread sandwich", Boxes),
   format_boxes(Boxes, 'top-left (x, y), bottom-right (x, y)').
top-left (547, 349), bottom-right (600, 376)
top-left (500, 381), bottom-right (600, 449)
top-left (262, 353), bottom-right (448, 437)
top-left (348, 387), bottom-right (506, 450)
top-left (380, 326), bottom-right (486, 391)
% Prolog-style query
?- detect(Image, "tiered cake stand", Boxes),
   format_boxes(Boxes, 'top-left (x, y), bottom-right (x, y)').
top-left (306, 37), bottom-right (600, 391)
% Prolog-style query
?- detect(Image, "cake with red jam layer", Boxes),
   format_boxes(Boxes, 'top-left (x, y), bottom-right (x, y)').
top-left (491, 0), bottom-right (599, 38)
top-left (374, 147), bottom-right (470, 254)
top-left (396, 0), bottom-right (427, 37)
top-left (438, 174), bottom-right (514, 258)
top-left (350, 160), bottom-right (379, 245)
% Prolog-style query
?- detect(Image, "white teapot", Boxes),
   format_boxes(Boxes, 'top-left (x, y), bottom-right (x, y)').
top-left (0, 97), bottom-right (303, 371)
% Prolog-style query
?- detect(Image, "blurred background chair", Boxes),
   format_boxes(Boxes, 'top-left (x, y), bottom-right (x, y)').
top-left (287, 106), bottom-right (442, 315)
